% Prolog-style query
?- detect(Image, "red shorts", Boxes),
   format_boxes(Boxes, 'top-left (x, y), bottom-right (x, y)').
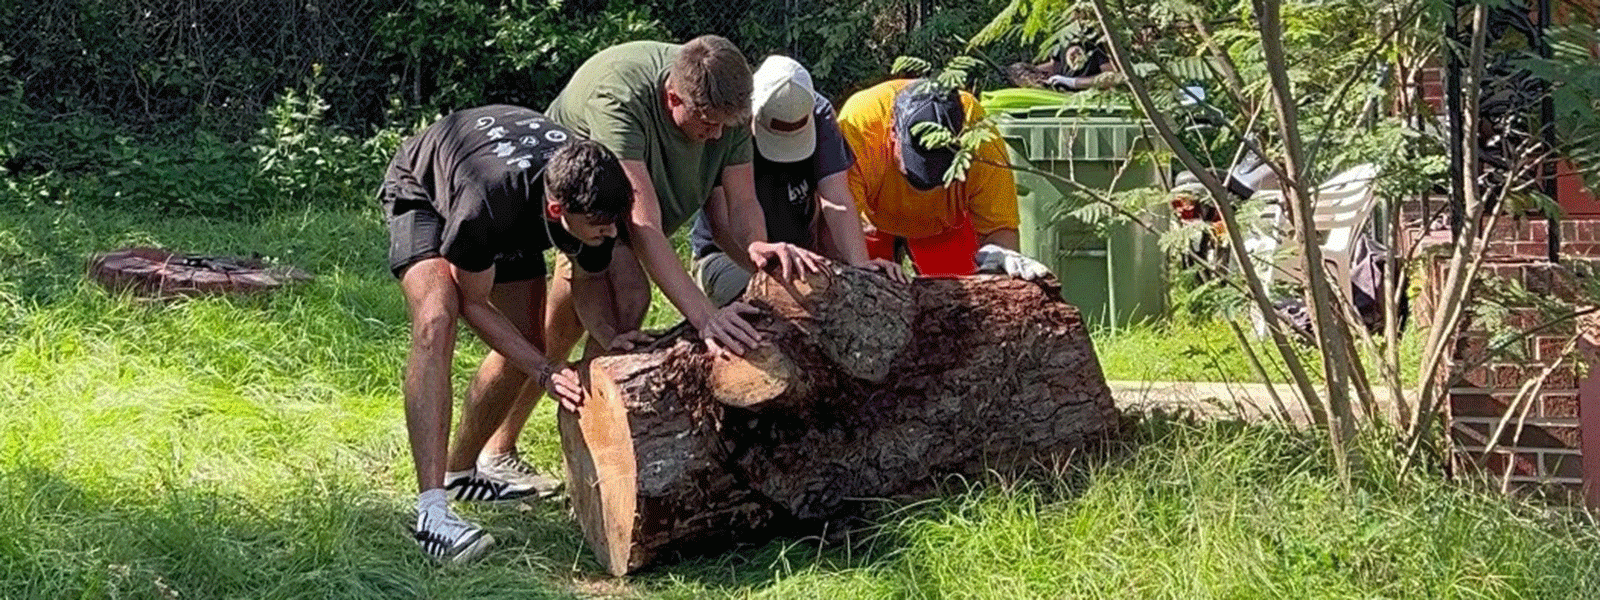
top-left (864, 217), bottom-right (979, 276)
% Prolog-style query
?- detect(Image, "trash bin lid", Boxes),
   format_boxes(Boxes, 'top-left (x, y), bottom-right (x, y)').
top-left (979, 88), bottom-right (1137, 117)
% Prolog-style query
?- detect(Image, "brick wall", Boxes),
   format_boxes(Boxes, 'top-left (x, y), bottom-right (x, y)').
top-left (1444, 262), bottom-right (1586, 490)
top-left (1424, 218), bottom-right (1600, 500)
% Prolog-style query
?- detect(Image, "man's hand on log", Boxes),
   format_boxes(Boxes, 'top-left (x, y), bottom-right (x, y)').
top-left (975, 244), bottom-right (1052, 280)
top-left (606, 330), bottom-right (656, 352)
top-left (857, 258), bottom-right (912, 284)
top-left (541, 364), bottom-right (587, 412)
top-left (701, 301), bottom-right (765, 357)
top-left (748, 241), bottom-right (823, 281)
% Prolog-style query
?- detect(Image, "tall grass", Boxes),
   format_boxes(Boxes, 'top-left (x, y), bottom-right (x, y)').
top-left (1092, 318), bottom-right (1272, 383)
top-left (640, 419), bottom-right (1600, 600)
top-left (0, 204), bottom-right (1595, 598)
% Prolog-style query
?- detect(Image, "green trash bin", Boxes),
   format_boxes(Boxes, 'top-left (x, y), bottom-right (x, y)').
top-left (996, 108), bottom-right (1169, 330)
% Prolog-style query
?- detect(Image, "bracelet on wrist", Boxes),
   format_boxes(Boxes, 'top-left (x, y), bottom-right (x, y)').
top-left (537, 364), bottom-right (554, 390)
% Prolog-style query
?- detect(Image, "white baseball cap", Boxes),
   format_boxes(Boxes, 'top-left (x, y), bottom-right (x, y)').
top-left (750, 55), bottom-right (817, 163)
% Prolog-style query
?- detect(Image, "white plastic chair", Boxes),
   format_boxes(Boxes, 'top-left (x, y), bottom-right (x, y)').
top-left (1243, 201), bottom-right (1285, 338)
top-left (1306, 163), bottom-right (1381, 286)
top-left (1245, 163), bottom-right (1380, 336)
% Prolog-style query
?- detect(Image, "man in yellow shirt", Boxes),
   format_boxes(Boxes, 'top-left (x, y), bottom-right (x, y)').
top-left (836, 78), bottom-right (1047, 278)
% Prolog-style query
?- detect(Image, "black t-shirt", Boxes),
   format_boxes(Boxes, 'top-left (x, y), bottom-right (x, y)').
top-left (690, 94), bottom-right (855, 258)
top-left (393, 104), bottom-right (613, 274)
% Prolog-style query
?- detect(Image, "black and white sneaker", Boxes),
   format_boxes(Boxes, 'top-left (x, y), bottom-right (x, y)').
top-left (477, 450), bottom-right (563, 500)
top-left (414, 508), bottom-right (493, 564)
top-left (444, 469), bottom-right (539, 502)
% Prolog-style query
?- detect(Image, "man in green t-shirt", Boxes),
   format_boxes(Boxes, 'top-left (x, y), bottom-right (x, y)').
top-left (469, 35), bottom-right (823, 478)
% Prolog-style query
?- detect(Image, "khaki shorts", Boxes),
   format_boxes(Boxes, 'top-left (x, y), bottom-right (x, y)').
top-left (693, 251), bottom-right (751, 307)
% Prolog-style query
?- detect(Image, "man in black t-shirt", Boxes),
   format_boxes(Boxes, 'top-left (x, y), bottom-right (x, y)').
top-left (691, 56), bottom-right (908, 305)
top-left (379, 105), bottom-right (632, 564)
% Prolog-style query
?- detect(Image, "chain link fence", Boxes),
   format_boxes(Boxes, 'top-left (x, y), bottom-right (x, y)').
top-left (2, 0), bottom-right (1007, 140)
top-left (3, 0), bottom-right (405, 138)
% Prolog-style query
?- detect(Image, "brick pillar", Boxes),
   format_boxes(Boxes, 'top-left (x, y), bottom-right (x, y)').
top-left (1430, 218), bottom-right (1600, 501)
top-left (1578, 316), bottom-right (1600, 506)
top-left (1444, 264), bottom-right (1585, 492)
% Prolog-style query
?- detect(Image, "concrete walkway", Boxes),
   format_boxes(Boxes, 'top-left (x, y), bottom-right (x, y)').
top-left (1107, 380), bottom-right (1409, 425)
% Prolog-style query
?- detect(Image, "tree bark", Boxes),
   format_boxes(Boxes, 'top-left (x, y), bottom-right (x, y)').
top-left (559, 264), bottom-right (1120, 575)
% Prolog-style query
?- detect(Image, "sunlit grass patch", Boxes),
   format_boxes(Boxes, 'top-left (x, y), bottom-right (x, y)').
top-left (0, 204), bottom-right (1594, 599)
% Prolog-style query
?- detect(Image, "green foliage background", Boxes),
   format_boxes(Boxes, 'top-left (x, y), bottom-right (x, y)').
top-left (1, 0), bottom-right (1025, 217)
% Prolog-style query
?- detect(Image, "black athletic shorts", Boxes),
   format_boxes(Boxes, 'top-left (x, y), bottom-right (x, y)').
top-left (378, 163), bottom-right (546, 284)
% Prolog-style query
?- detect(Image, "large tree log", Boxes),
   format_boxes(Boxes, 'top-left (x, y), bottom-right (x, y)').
top-left (559, 264), bottom-right (1120, 575)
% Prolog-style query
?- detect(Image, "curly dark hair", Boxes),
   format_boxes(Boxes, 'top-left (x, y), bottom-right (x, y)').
top-left (544, 139), bottom-right (632, 223)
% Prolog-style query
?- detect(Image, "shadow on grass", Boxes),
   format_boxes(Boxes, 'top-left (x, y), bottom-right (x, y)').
top-left (0, 465), bottom-right (596, 600)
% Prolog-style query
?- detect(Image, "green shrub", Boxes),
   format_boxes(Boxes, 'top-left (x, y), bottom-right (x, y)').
top-left (105, 129), bottom-right (261, 215)
top-left (732, 0), bottom-right (1022, 99)
top-left (252, 75), bottom-right (401, 212)
top-left (375, 0), bottom-right (669, 111)
top-left (0, 109), bottom-right (257, 215)
top-left (0, 71), bottom-right (411, 216)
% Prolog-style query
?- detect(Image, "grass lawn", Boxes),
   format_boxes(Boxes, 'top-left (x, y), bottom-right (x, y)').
top-left (0, 205), bottom-right (1595, 598)
top-left (1092, 305), bottom-right (1425, 388)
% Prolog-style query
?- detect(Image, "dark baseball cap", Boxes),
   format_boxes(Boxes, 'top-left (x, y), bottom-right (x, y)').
top-left (892, 79), bottom-right (965, 191)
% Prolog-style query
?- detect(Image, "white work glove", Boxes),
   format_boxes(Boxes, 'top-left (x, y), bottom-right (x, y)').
top-left (1045, 74), bottom-right (1077, 90)
top-left (975, 244), bottom-right (1051, 280)
top-left (1046, 73), bottom-right (1124, 91)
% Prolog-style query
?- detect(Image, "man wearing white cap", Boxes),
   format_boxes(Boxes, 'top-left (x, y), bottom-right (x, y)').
top-left (691, 55), bottom-right (910, 305)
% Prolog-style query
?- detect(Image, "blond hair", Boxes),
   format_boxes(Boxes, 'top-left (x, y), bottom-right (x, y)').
top-left (667, 35), bottom-right (752, 121)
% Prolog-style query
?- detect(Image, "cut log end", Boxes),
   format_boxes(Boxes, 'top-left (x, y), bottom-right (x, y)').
top-left (560, 362), bottom-right (640, 576)
top-left (708, 345), bottom-right (798, 408)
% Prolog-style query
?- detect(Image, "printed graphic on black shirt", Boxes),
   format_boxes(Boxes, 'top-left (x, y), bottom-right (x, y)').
top-left (390, 105), bottom-right (612, 274)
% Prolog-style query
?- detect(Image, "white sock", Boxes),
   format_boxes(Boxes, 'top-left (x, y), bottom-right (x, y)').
top-left (444, 468), bottom-right (475, 483)
top-left (481, 449), bottom-right (512, 462)
top-left (417, 488), bottom-right (449, 515)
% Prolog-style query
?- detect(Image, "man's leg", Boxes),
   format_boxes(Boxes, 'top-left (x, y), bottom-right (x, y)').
top-left (447, 278), bottom-right (543, 474)
top-left (693, 251), bottom-right (750, 308)
top-left (400, 257), bottom-right (494, 563)
top-left (384, 146), bottom-right (496, 562)
top-left (572, 243), bottom-right (652, 359)
top-left (482, 244), bottom-right (652, 458)
top-left (399, 258), bottom-right (460, 495)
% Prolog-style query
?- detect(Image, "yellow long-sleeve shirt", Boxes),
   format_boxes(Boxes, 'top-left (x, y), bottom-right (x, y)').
top-left (835, 79), bottom-right (1019, 240)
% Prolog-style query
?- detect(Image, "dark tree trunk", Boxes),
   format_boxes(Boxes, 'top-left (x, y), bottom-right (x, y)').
top-left (559, 264), bottom-right (1120, 575)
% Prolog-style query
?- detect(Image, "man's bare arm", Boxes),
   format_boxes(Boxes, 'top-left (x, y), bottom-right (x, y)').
top-left (816, 171), bottom-right (910, 283)
top-left (621, 159), bottom-right (764, 355)
top-left (978, 228), bottom-right (1020, 251)
top-left (705, 186), bottom-right (757, 273)
top-left (719, 162), bottom-right (768, 255)
top-left (451, 265), bottom-right (551, 378)
top-left (721, 162), bottom-right (823, 281)
top-left (450, 264), bottom-right (585, 406)
top-left (814, 171), bottom-right (869, 264)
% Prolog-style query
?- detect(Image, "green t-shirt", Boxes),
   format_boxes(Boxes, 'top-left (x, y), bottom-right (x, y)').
top-left (546, 41), bottom-right (753, 234)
